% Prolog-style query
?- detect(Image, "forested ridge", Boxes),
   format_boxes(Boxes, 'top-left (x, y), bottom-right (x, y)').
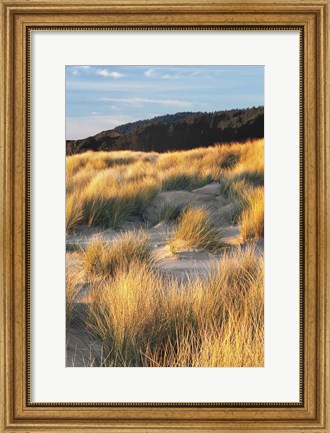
top-left (66, 106), bottom-right (264, 155)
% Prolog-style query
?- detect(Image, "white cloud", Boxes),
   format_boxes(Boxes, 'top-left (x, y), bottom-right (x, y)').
top-left (144, 69), bottom-right (155, 78)
top-left (161, 74), bottom-right (172, 79)
top-left (71, 66), bottom-right (91, 76)
top-left (66, 80), bottom-right (191, 91)
top-left (97, 70), bottom-right (125, 78)
top-left (100, 97), bottom-right (191, 107)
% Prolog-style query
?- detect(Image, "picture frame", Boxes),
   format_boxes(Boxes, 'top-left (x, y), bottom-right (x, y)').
top-left (0, 0), bottom-right (329, 431)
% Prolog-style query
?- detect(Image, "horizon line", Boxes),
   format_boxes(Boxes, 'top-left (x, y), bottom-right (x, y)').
top-left (66, 105), bottom-right (264, 141)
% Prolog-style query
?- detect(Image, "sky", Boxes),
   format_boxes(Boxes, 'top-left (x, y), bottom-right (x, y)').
top-left (66, 65), bottom-right (264, 140)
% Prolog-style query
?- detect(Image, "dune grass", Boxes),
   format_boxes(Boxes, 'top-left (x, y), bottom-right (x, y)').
top-left (86, 261), bottom-right (164, 366)
top-left (239, 187), bottom-right (264, 241)
top-left (66, 139), bottom-right (264, 367)
top-left (66, 193), bottom-right (84, 233)
top-left (84, 230), bottom-right (158, 277)
top-left (224, 154), bottom-right (264, 227)
top-left (66, 266), bottom-right (82, 326)
top-left (160, 171), bottom-right (213, 192)
top-left (80, 175), bottom-right (159, 229)
top-left (66, 139), bottom-right (264, 231)
top-left (84, 244), bottom-right (263, 367)
top-left (169, 207), bottom-right (225, 253)
top-left (155, 201), bottom-right (185, 224)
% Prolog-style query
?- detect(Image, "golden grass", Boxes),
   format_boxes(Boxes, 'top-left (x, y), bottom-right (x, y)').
top-left (160, 168), bottom-right (213, 192)
top-left (66, 265), bottom-right (82, 325)
top-left (169, 207), bottom-right (225, 252)
top-left (86, 261), bottom-right (165, 365)
top-left (84, 230), bottom-right (157, 277)
top-left (84, 244), bottom-right (263, 367)
top-left (66, 193), bottom-right (83, 233)
top-left (239, 187), bottom-right (264, 240)
top-left (156, 201), bottom-right (185, 224)
top-left (66, 139), bottom-right (264, 231)
top-left (81, 173), bottom-right (159, 228)
top-left (66, 139), bottom-right (264, 366)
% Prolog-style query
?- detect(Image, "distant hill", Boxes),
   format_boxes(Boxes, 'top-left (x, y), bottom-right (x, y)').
top-left (66, 106), bottom-right (264, 155)
top-left (113, 112), bottom-right (199, 134)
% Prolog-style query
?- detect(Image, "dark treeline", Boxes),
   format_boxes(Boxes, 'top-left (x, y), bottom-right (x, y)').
top-left (66, 106), bottom-right (264, 155)
top-left (113, 112), bottom-right (199, 134)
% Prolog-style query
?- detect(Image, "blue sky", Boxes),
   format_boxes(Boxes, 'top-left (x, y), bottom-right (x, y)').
top-left (66, 65), bottom-right (264, 140)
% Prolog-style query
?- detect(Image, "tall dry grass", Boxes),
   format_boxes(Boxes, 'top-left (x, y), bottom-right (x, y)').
top-left (66, 139), bottom-right (264, 232)
top-left (66, 193), bottom-right (83, 233)
top-left (81, 173), bottom-right (159, 228)
top-left (66, 139), bottom-right (264, 366)
top-left (169, 207), bottom-right (225, 253)
top-left (84, 244), bottom-right (263, 367)
top-left (86, 261), bottom-right (165, 365)
top-left (66, 265), bottom-right (82, 325)
top-left (84, 230), bottom-right (158, 277)
top-left (239, 187), bottom-right (264, 240)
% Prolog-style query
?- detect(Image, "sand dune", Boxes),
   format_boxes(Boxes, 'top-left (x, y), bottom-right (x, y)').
top-left (66, 182), bottom-right (263, 367)
top-left (66, 140), bottom-right (264, 367)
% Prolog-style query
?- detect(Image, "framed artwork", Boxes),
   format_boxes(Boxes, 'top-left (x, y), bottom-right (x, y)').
top-left (1, 0), bottom-right (329, 432)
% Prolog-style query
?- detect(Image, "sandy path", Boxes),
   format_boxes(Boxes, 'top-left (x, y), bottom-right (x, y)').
top-left (66, 304), bottom-right (104, 367)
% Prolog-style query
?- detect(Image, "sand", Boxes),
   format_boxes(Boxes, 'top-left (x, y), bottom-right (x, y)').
top-left (66, 182), bottom-right (264, 367)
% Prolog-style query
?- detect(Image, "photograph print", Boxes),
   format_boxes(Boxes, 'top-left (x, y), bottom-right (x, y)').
top-left (65, 65), bottom-right (264, 367)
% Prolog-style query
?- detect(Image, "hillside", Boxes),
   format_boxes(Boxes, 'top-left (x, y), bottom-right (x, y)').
top-left (66, 106), bottom-right (264, 155)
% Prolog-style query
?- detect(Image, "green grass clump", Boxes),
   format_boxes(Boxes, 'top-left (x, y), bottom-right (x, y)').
top-left (161, 173), bottom-right (213, 192)
top-left (234, 170), bottom-right (264, 187)
top-left (161, 173), bottom-right (197, 191)
top-left (155, 201), bottom-right (185, 224)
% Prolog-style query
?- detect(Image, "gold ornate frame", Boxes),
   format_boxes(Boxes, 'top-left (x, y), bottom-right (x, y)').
top-left (0, 1), bottom-right (329, 431)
